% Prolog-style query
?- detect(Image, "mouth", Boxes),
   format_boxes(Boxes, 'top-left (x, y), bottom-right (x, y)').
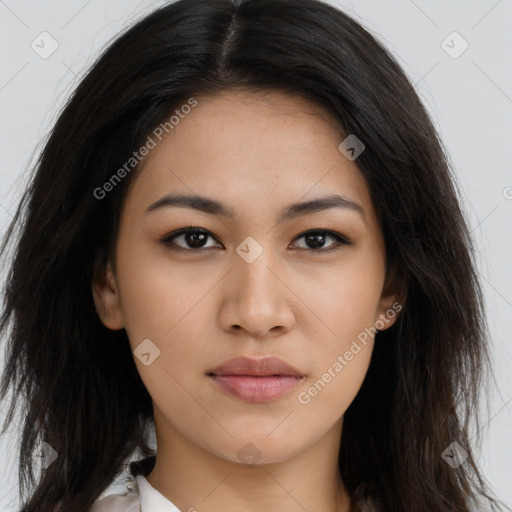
top-left (206, 356), bottom-right (306, 403)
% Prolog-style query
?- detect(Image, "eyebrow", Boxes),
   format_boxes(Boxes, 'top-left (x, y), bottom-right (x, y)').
top-left (145, 192), bottom-right (366, 224)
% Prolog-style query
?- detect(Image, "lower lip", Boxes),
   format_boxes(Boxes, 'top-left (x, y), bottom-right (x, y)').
top-left (209, 374), bottom-right (304, 402)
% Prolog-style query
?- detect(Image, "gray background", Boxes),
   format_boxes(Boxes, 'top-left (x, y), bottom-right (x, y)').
top-left (0, 1), bottom-right (511, 510)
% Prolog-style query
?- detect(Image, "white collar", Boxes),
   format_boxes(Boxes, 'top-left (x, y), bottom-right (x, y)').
top-left (135, 474), bottom-right (182, 512)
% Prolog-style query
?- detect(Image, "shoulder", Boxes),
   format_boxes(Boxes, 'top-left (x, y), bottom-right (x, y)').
top-left (89, 460), bottom-right (148, 512)
top-left (89, 491), bottom-right (141, 512)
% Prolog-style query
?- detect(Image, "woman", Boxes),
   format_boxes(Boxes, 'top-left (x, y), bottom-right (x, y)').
top-left (0, 0), bottom-right (507, 510)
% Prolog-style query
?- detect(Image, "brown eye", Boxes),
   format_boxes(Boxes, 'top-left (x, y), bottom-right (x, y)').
top-left (161, 227), bottom-right (352, 253)
top-left (161, 228), bottom-right (221, 251)
top-left (291, 230), bottom-right (352, 252)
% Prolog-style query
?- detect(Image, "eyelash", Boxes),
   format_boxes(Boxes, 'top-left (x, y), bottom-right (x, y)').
top-left (160, 226), bottom-right (353, 253)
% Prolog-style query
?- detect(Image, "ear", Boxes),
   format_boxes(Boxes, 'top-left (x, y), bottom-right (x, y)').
top-left (375, 264), bottom-right (405, 331)
top-left (92, 259), bottom-right (125, 330)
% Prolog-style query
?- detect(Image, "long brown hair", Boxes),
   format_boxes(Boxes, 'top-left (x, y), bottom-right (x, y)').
top-left (1, 0), bottom-right (507, 510)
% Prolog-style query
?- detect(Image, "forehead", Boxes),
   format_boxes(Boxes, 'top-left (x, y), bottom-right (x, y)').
top-left (125, 89), bottom-right (375, 227)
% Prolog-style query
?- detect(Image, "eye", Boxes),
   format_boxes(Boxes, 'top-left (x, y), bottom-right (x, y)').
top-left (290, 229), bottom-right (352, 252)
top-left (160, 227), bottom-right (220, 252)
top-left (160, 227), bottom-right (352, 253)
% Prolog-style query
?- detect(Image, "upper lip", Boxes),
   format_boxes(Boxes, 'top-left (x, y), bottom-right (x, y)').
top-left (208, 356), bottom-right (305, 377)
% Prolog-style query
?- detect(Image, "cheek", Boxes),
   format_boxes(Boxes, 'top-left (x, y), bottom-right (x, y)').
top-left (293, 246), bottom-right (383, 411)
top-left (114, 242), bottom-right (221, 406)
top-left (294, 270), bottom-right (380, 431)
top-left (300, 247), bottom-right (385, 349)
top-left (115, 237), bottom-right (217, 345)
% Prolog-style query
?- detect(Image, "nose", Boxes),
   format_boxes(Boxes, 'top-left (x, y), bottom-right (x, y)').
top-left (217, 249), bottom-right (295, 339)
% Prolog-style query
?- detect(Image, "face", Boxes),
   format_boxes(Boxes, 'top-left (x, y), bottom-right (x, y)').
top-left (93, 89), bottom-right (398, 465)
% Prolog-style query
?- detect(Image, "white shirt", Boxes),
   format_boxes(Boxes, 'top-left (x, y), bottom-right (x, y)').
top-left (91, 467), bottom-right (492, 512)
top-left (136, 475), bottom-right (182, 512)
top-left (90, 473), bottom-right (182, 512)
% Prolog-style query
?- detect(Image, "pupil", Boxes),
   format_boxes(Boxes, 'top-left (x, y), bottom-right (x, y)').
top-left (307, 232), bottom-right (325, 249)
top-left (187, 231), bottom-right (207, 248)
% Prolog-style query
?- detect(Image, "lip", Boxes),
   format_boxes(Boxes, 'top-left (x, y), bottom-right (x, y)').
top-left (207, 356), bottom-right (306, 403)
top-left (208, 356), bottom-right (305, 377)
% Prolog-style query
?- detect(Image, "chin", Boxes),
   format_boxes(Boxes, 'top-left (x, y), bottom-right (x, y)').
top-left (205, 432), bottom-right (305, 466)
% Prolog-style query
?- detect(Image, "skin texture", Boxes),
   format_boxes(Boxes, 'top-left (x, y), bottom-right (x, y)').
top-left (93, 89), bottom-right (398, 512)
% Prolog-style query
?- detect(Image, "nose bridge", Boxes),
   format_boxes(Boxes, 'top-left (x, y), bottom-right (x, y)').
top-left (223, 236), bottom-right (293, 335)
top-left (233, 236), bottom-right (280, 304)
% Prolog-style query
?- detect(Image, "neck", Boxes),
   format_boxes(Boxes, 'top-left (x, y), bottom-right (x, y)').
top-left (145, 411), bottom-right (353, 512)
